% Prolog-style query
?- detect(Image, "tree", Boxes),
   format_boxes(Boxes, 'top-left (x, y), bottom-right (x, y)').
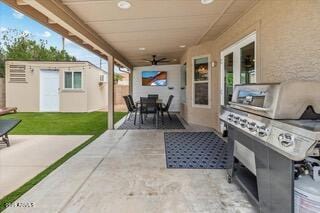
top-left (0, 29), bottom-right (76, 77)
top-left (0, 48), bottom-right (4, 78)
top-left (114, 73), bottom-right (124, 84)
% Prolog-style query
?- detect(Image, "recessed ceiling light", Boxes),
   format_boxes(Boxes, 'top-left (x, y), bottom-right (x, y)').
top-left (117, 1), bottom-right (131, 9)
top-left (201, 0), bottom-right (214, 5)
top-left (179, 45), bottom-right (186, 48)
top-left (138, 47), bottom-right (146, 51)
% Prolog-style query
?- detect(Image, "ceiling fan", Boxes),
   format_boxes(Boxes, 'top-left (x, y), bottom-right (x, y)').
top-left (143, 55), bottom-right (170, 65)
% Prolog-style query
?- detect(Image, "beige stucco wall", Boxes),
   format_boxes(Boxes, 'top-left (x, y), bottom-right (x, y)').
top-left (6, 61), bottom-right (40, 112)
top-left (181, 0), bottom-right (320, 130)
top-left (59, 64), bottom-right (87, 112)
top-left (87, 66), bottom-right (108, 112)
top-left (6, 61), bottom-right (107, 112)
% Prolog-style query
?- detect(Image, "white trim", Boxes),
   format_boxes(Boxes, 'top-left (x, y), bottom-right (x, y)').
top-left (192, 55), bottom-right (211, 109)
top-left (220, 32), bottom-right (257, 106)
top-left (63, 70), bottom-right (84, 90)
top-left (180, 63), bottom-right (187, 104)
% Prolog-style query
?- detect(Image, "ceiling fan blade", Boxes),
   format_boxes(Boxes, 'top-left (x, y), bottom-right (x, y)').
top-left (142, 59), bottom-right (152, 62)
top-left (157, 58), bottom-right (167, 61)
top-left (158, 60), bottom-right (171, 63)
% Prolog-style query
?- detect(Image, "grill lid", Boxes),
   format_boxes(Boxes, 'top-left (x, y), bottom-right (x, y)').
top-left (229, 80), bottom-right (320, 119)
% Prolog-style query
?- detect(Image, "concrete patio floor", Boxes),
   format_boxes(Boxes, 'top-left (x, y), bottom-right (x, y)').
top-left (0, 135), bottom-right (92, 199)
top-left (4, 125), bottom-right (256, 213)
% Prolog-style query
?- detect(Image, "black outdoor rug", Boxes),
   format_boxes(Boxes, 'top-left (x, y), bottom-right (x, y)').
top-left (164, 132), bottom-right (233, 169)
top-left (118, 114), bottom-right (185, 130)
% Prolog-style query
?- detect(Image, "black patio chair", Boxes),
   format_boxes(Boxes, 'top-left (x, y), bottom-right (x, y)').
top-left (138, 97), bottom-right (158, 127)
top-left (160, 95), bottom-right (174, 121)
top-left (127, 95), bottom-right (136, 110)
top-left (0, 119), bottom-right (21, 147)
top-left (123, 96), bottom-right (136, 121)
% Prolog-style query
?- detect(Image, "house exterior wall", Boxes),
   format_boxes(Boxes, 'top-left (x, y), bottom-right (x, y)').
top-left (132, 64), bottom-right (181, 112)
top-left (181, 0), bottom-right (320, 130)
top-left (5, 61), bottom-right (107, 112)
top-left (59, 64), bottom-right (88, 112)
top-left (86, 66), bottom-right (108, 112)
top-left (6, 61), bottom-right (41, 112)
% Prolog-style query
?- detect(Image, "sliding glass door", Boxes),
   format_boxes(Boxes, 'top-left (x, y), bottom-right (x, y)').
top-left (220, 32), bottom-right (256, 106)
top-left (240, 42), bottom-right (255, 85)
top-left (223, 53), bottom-right (234, 106)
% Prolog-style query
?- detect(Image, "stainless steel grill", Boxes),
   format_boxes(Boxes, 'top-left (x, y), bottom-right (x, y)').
top-left (220, 80), bottom-right (320, 213)
top-left (221, 80), bottom-right (320, 160)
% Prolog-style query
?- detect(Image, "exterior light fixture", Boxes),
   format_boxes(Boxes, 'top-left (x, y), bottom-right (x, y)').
top-left (201, 0), bottom-right (214, 5)
top-left (117, 1), bottom-right (131, 9)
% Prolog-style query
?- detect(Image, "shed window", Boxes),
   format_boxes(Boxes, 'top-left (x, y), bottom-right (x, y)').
top-left (65, 72), bottom-right (72, 88)
top-left (64, 71), bottom-right (82, 89)
top-left (73, 72), bottom-right (82, 89)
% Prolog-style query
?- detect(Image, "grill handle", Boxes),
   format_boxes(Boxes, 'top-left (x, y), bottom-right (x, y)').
top-left (229, 102), bottom-right (271, 112)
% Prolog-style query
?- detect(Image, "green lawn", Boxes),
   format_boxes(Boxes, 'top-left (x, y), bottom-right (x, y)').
top-left (1, 112), bottom-right (127, 135)
top-left (0, 111), bottom-right (126, 212)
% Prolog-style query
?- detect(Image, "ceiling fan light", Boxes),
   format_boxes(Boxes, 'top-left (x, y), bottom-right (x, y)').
top-left (201, 0), bottom-right (214, 5)
top-left (117, 1), bottom-right (131, 9)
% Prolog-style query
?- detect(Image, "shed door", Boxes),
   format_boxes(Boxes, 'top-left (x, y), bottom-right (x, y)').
top-left (40, 70), bottom-right (60, 112)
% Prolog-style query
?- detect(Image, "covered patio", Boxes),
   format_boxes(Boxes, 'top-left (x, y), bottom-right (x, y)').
top-left (2, 0), bottom-right (267, 131)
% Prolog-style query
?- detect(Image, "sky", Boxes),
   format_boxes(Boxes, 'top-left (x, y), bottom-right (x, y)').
top-left (0, 1), bottom-right (114, 72)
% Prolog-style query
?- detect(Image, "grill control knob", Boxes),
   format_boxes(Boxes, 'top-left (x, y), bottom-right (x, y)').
top-left (258, 126), bottom-right (268, 137)
top-left (240, 118), bottom-right (247, 128)
top-left (227, 114), bottom-right (234, 121)
top-left (247, 122), bottom-right (257, 132)
top-left (233, 116), bottom-right (240, 124)
top-left (278, 133), bottom-right (294, 147)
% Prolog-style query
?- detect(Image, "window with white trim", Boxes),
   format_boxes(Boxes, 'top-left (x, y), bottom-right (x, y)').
top-left (192, 56), bottom-right (211, 107)
top-left (64, 71), bottom-right (82, 89)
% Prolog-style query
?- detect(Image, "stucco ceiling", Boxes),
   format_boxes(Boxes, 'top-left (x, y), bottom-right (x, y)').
top-left (62, 0), bottom-right (258, 66)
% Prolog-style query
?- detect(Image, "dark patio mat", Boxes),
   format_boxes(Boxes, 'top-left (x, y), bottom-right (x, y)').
top-left (118, 114), bottom-right (185, 130)
top-left (164, 132), bottom-right (233, 169)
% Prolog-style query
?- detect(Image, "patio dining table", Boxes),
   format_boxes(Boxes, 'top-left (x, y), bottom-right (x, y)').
top-left (135, 99), bottom-right (163, 128)
top-left (135, 99), bottom-right (163, 106)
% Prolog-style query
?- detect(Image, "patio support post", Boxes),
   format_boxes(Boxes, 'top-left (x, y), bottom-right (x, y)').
top-left (108, 55), bottom-right (114, 130)
top-left (129, 71), bottom-right (133, 95)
